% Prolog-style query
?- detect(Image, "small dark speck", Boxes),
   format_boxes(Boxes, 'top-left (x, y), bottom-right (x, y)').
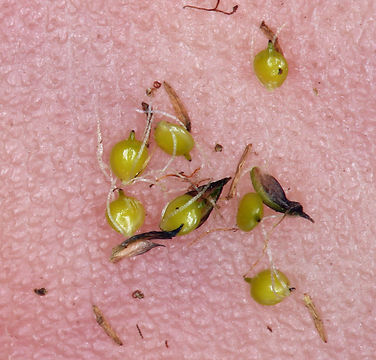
top-left (278, 68), bottom-right (283, 75)
top-left (215, 144), bottom-right (223, 152)
top-left (132, 290), bottom-right (144, 299)
top-left (267, 325), bottom-right (273, 332)
top-left (34, 288), bottom-right (47, 296)
top-left (165, 340), bottom-right (169, 348)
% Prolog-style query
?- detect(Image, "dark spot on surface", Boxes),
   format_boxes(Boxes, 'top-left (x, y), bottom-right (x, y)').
top-left (165, 340), bottom-right (169, 348)
top-left (153, 81), bottom-right (161, 88)
top-left (132, 290), bottom-right (144, 299)
top-left (34, 288), bottom-right (47, 296)
top-left (278, 68), bottom-right (283, 75)
top-left (215, 143), bottom-right (223, 152)
top-left (267, 325), bottom-right (273, 332)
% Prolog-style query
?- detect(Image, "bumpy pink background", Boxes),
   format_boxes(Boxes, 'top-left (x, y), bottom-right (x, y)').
top-left (1, 0), bottom-right (375, 359)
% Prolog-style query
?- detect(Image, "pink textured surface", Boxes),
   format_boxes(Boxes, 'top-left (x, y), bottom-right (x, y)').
top-left (1, 0), bottom-right (375, 359)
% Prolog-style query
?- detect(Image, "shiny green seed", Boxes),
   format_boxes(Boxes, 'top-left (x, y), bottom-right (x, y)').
top-left (236, 192), bottom-right (264, 231)
top-left (110, 130), bottom-right (149, 183)
top-left (154, 121), bottom-right (194, 160)
top-left (106, 190), bottom-right (145, 236)
top-left (160, 194), bottom-right (202, 235)
top-left (253, 41), bottom-right (288, 90)
top-left (245, 269), bottom-right (291, 306)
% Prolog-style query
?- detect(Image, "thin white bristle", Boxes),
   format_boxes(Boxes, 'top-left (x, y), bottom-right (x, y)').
top-left (96, 114), bottom-right (112, 182)
top-left (106, 181), bottom-right (124, 235)
top-left (273, 23), bottom-right (286, 44)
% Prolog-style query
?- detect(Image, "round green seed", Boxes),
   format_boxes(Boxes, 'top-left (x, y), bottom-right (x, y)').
top-left (106, 190), bottom-right (145, 236)
top-left (160, 194), bottom-right (202, 235)
top-left (253, 41), bottom-right (288, 90)
top-left (236, 192), bottom-right (264, 231)
top-left (245, 269), bottom-right (291, 306)
top-left (110, 130), bottom-right (149, 183)
top-left (154, 121), bottom-right (194, 160)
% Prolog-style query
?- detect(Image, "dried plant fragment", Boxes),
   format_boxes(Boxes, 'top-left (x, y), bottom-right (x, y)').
top-left (110, 226), bottom-right (183, 262)
top-left (226, 144), bottom-right (252, 200)
top-left (146, 81), bottom-right (162, 96)
top-left (303, 294), bottom-right (328, 343)
top-left (136, 324), bottom-right (144, 339)
top-left (183, 0), bottom-right (238, 15)
top-left (260, 20), bottom-right (283, 55)
top-left (214, 143), bottom-right (223, 152)
top-left (34, 288), bottom-right (48, 296)
top-left (186, 177), bottom-right (231, 229)
top-left (163, 81), bottom-right (192, 132)
top-left (250, 167), bottom-right (314, 222)
top-left (132, 290), bottom-right (144, 299)
top-left (92, 305), bottom-right (123, 346)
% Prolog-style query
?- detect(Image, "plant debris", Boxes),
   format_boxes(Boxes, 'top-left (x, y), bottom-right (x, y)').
top-left (250, 167), bottom-right (314, 222)
top-left (146, 81), bottom-right (162, 96)
top-left (163, 81), bottom-right (192, 132)
top-left (110, 226), bottom-right (183, 262)
top-left (136, 324), bottom-right (144, 339)
top-left (34, 288), bottom-right (48, 296)
top-left (214, 143), bottom-right (223, 152)
top-left (259, 20), bottom-right (283, 55)
top-left (140, 102), bottom-right (154, 148)
top-left (267, 325), bottom-right (273, 332)
top-left (165, 340), bottom-right (169, 348)
top-left (226, 144), bottom-right (252, 200)
top-left (185, 177), bottom-right (231, 229)
top-left (303, 293), bottom-right (328, 343)
top-left (132, 290), bottom-right (145, 299)
top-left (92, 305), bottom-right (123, 346)
top-left (183, 0), bottom-right (238, 15)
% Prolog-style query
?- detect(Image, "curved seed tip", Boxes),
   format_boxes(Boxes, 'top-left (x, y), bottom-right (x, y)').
top-left (300, 211), bottom-right (314, 223)
top-left (244, 277), bottom-right (252, 285)
top-left (184, 153), bottom-right (192, 161)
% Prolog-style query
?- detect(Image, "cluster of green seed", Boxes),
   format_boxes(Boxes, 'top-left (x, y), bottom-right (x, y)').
top-left (106, 111), bottom-right (197, 239)
top-left (103, 28), bottom-right (311, 308)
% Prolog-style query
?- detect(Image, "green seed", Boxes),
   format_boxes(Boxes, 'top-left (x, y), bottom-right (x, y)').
top-left (154, 121), bottom-right (194, 160)
top-left (236, 192), bottom-right (264, 231)
top-left (245, 269), bottom-right (291, 306)
top-left (253, 41), bottom-right (288, 90)
top-left (106, 190), bottom-right (145, 236)
top-left (159, 194), bottom-right (203, 235)
top-left (110, 130), bottom-right (149, 183)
